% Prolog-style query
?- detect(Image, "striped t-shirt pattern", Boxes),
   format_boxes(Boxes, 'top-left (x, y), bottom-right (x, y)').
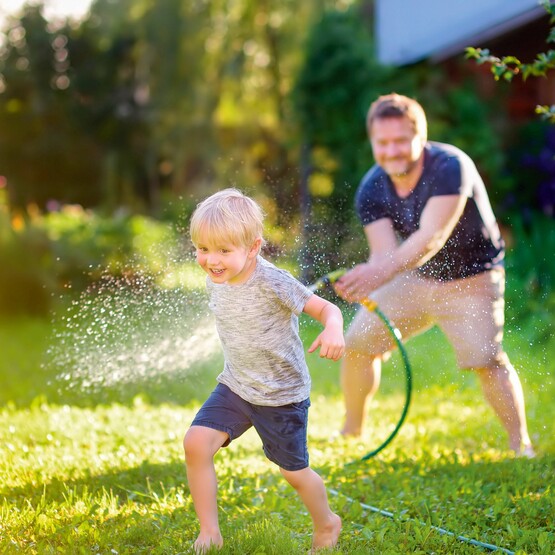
top-left (206, 256), bottom-right (313, 406)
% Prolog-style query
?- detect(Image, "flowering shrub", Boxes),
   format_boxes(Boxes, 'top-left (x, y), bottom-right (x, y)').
top-left (0, 203), bottom-right (184, 315)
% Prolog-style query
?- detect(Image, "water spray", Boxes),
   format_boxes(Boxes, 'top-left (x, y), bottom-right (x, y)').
top-left (48, 273), bottom-right (220, 395)
top-left (309, 269), bottom-right (412, 462)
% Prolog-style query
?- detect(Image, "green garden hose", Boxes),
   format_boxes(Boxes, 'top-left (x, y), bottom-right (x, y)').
top-left (309, 269), bottom-right (413, 462)
top-left (310, 272), bottom-right (517, 553)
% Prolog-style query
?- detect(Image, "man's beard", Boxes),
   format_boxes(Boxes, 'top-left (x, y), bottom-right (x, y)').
top-left (385, 156), bottom-right (420, 177)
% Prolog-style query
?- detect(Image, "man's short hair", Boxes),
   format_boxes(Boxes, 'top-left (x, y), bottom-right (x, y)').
top-left (367, 93), bottom-right (428, 142)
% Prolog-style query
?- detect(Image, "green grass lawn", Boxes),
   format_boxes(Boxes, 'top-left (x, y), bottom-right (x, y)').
top-left (1, 298), bottom-right (554, 554)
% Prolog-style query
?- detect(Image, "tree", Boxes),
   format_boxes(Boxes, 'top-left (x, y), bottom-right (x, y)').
top-left (0, 0), bottom-right (327, 218)
top-left (292, 6), bottom-right (388, 275)
top-left (0, 5), bottom-right (104, 211)
top-left (465, 0), bottom-right (555, 123)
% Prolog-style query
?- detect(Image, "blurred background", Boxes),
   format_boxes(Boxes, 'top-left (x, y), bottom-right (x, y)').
top-left (0, 0), bottom-right (553, 374)
top-left (1, 8), bottom-right (553, 555)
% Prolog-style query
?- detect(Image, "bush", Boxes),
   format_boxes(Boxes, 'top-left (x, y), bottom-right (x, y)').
top-left (0, 204), bottom-right (186, 316)
top-left (505, 212), bottom-right (555, 343)
top-left (0, 224), bottom-right (54, 315)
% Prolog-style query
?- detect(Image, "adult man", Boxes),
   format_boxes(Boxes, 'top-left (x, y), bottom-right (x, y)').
top-left (334, 93), bottom-right (535, 457)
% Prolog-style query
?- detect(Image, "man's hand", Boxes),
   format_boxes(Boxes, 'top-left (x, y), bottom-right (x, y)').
top-left (334, 261), bottom-right (390, 303)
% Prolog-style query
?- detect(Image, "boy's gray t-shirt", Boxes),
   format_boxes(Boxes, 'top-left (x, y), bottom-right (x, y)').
top-left (206, 256), bottom-right (313, 406)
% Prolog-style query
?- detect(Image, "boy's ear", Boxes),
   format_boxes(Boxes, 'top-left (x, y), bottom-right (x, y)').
top-left (249, 237), bottom-right (262, 257)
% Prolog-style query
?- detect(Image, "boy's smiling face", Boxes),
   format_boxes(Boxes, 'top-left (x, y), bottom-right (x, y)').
top-left (195, 233), bottom-right (260, 285)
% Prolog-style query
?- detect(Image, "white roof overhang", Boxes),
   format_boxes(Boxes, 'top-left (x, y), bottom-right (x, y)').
top-left (376, 0), bottom-right (547, 66)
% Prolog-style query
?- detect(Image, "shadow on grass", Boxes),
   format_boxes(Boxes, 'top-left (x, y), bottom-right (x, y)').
top-left (2, 458), bottom-right (189, 506)
top-left (4, 449), bottom-right (554, 554)
top-left (2, 457), bottom-right (309, 554)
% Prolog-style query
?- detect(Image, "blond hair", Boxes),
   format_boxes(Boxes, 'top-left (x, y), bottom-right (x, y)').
top-left (367, 93), bottom-right (428, 143)
top-left (190, 188), bottom-right (265, 249)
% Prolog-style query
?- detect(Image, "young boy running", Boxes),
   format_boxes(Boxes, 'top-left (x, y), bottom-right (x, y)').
top-left (184, 188), bottom-right (343, 553)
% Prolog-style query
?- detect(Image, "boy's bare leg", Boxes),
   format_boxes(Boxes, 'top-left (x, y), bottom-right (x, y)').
top-left (280, 467), bottom-right (341, 550)
top-left (184, 426), bottom-right (228, 552)
top-left (340, 351), bottom-right (382, 436)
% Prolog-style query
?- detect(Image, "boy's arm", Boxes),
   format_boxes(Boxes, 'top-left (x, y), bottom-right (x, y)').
top-left (303, 294), bottom-right (345, 361)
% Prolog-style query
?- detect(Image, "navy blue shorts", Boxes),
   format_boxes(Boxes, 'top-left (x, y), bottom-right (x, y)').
top-left (191, 383), bottom-right (311, 471)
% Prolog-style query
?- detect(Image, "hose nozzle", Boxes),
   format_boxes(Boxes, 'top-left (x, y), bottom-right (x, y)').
top-left (307, 268), bottom-right (347, 292)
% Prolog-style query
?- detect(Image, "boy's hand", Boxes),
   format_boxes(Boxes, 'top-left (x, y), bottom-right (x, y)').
top-left (308, 327), bottom-right (345, 361)
top-left (303, 294), bottom-right (345, 360)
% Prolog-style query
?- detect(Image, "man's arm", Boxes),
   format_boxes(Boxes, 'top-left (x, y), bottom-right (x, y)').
top-left (392, 193), bottom-right (467, 269)
top-left (335, 194), bottom-right (467, 302)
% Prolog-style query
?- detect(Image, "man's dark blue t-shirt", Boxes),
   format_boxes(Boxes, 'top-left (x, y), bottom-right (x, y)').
top-left (355, 141), bottom-right (504, 281)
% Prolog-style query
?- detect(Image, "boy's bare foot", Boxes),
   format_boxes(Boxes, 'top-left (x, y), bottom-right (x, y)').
top-left (193, 532), bottom-right (223, 554)
top-left (312, 513), bottom-right (342, 552)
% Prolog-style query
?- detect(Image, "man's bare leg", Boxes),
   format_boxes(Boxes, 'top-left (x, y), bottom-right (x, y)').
top-left (340, 351), bottom-right (382, 436)
top-left (475, 362), bottom-right (535, 456)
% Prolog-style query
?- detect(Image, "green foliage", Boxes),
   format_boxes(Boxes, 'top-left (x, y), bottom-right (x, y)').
top-left (293, 9), bottom-right (381, 151)
top-left (465, 1), bottom-right (555, 123)
top-left (291, 7), bottom-right (389, 277)
top-left (505, 213), bottom-right (555, 344)
top-left (0, 5), bottom-right (104, 209)
top-left (0, 205), bottom-right (186, 316)
top-left (535, 103), bottom-right (555, 121)
top-left (0, 206), bottom-right (54, 315)
top-left (39, 206), bottom-right (182, 285)
top-left (292, 6), bottom-right (386, 266)
top-left (292, 6), bottom-right (508, 275)
top-left (0, 317), bottom-right (53, 405)
top-left (0, 0), bottom-right (332, 217)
